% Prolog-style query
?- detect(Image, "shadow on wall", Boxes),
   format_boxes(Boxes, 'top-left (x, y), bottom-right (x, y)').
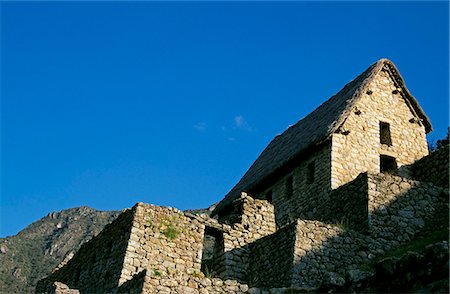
top-left (248, 176), bottom-right (448, 290)
top-left (293, 179), bottom-right (447, 288)
top-left (117, 269), bottom-right (146, 293)
top-left (36, 210), bottom-right (135, 293)
top-left (247, 221), bottom-right (298, 287)
top-left (222, 244), bottom-right (253, 283)
top-left (282, 145), bottom-right (449, 232)
top-left (201, 230), bottom-right (253, 283)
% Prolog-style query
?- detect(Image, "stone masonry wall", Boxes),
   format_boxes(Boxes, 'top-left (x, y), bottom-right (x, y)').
top-left (367, 173), bottom-right (447, 250)
top-left (38, 203), bottom-right (254, 294)
top-left (113, 197), bottom-right (274, 290)
top-left (117, 203), bottom-right (205, 289)
top-left (411, 145), bottom-right (449, 188)
top-left (248, 221), bottom-right (297, 288)
top-left (38, 164), bottom-right (447, 292)
top-left (325, 173), bottom-right (369, 231)
top-left (36, 208), bottom-right (135, 293)
top-left (118, 267), bottom-right (250, 294)
top-left (331, 65), bottom-right (429, 189)
top-left (259, 168), bottom-right (369, 233)
top-left (262, 142), bottom-right (332, 228)
top-left (245, 171), bottom-right (448, 289)
top-left (210, 193), bottom-right (276, 282)
top-left (115, 199), bottom-right (275, 293)
top-left (290, 173), bottom-right (448, 288)
top-left (292, 220), bottom-right (360, 288)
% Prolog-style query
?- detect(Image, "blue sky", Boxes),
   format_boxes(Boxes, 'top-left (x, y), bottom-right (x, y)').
top-left (1, 2), bottom-right (448, 237)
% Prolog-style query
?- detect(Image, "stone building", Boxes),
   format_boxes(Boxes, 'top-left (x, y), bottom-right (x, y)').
top-left (36, 59), bottom-right (448, 294)
top-left (213, 58), bottom-right (431, 228)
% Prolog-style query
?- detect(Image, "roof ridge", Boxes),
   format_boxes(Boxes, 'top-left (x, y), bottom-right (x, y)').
top-left (328, 59), bottom-right (386, 134)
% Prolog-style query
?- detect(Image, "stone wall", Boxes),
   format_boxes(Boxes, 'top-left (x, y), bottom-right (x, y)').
top-left (244, 172), bottom-right (448, 289)
top-left (260, 171), bottom-right (369, 233)
top-left (208, 193), bottom-right (276, 282)
top-left (325, 173), bottom-right (369, 231)
top-left (248, 221), bottom-right (297, 288)
top-left (367, 173), bottom-right (447, 250)
top-left (117, 268), bottom-right (250, 294)
top-left (246, 218), bottom-right (361, 289)
top-left (291, 173), bottom-right (448, 288)
top-left (37, 166), bottom-right (447, 292)
top-left (36, 208), bottom-right (135, 293)
top-left (246, 219), bottom-right (367, 289)
top-left (291, 220), bottom-right (362, 288)
top-left (37, 203), bottom-right (254, 294)
top-left (331, 65), bottom-right (429, 189)
top-left (118, 203), bottom-right (205, 289)
top-left (260, 142), bottom-right (332, 228)
top-left (411, 145), bottom-right (449, 188)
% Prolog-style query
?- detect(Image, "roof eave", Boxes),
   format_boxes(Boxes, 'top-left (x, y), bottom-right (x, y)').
top-left (383, 59), bottom-right (433, 133)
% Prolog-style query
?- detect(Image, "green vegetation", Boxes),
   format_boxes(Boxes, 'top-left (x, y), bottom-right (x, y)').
top-left (161, 224), bottom-right (181, 240)
top-left (145, 218), bottom-right (154, 229)
top-left (335, 218), bottom-right (349, 231)
top-left (202, 265), bottom-right (216, 278)
top-left (190, 269), bottom-right (204, 278)
top-left (147, 212), bottom-right (183, 240)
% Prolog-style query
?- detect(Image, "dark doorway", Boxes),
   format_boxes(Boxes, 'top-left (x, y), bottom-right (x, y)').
top-left (201, 227), bottom-right (224, 277)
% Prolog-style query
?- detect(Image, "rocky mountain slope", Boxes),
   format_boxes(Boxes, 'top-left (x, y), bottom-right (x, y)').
top-left (0, 207), bottom-right (120, 293)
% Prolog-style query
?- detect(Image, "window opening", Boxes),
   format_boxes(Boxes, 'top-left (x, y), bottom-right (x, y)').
top-left (380, 122), bottom-right (392, 146)
top-left (380, 155), bottom-right (397, 174)
top-left (307, 161), bottom-right (315, 184)
top-left (285, 176), bottom-right (293, 199)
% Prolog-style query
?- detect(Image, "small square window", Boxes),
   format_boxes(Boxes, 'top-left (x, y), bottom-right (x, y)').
top-left (380, 155), bottom-right (397, 174)
top-left (380, 122), bottom-right (392, 146)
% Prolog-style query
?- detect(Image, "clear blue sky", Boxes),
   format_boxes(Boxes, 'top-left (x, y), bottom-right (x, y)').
top-left (1, 2), bottom-right (448, 237)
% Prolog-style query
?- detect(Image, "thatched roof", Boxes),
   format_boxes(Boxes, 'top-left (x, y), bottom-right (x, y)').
top-left (213, 58), bottom-right (432, 215)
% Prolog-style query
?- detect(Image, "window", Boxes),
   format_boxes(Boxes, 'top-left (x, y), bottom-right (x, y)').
top-left (380, 122), bottom-right (392, 146)
top-left (285, 176), bottom-right (293, 199)
top-left (306, 161), bottom-right (315, 184)
top-left (380, 155), bottom-right (397, 174)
